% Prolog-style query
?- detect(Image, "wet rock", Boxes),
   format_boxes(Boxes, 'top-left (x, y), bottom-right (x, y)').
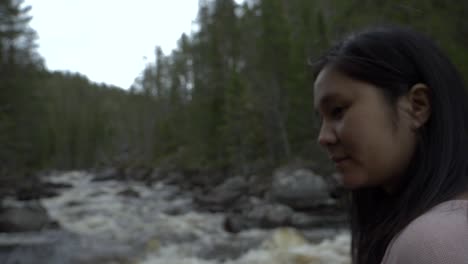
top-left (65, 201), bottom-right (83, 207)
top-left (224, 202), bottom-right (294, 232)
top-left (270, 168), bottom-right (330, 210)
top-left (248, 203), bottom-right (294, 228)
top-left (223, 197), bottom-right (347, 233)
top-left (42, 182), bottom-right (72, 190)
top-left (224, 214), bottom-right (253, 233)
top-left (128, 167), bottom-right (152, 182)
top-left (185, 168), bottom-right (227, 189)
top-left (290, 212), bottom-right (347, 229)
top-left (1, 173), bottom-right (63, 201)
top-left (117, 188), bottom-right (140, 198)
top-left (196, 235), bottom-right (265, 261)
top-left (93, 166), bottom-right (153, 182)
top-left (194, 176), bottom-right (248, 212)
top-left (145, 168), bottom-right (164, 185)
top-left (92, 168), bottom-right (120, 182)
top-left (16, 185), bottom-right (59, 201)
top-left (0, 202), bottom-right (59, 233)
top-left (162, 171), bottom-right (184, 185)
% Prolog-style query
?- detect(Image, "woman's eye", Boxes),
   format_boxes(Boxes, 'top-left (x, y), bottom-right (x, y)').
top-left (331, 106), bottom-right (346, 118)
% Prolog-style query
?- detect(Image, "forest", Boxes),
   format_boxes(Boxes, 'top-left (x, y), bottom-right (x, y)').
top-left (2, 0), bottom-right (468, 180)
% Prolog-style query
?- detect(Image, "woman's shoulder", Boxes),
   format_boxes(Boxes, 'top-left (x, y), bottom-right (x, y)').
top-left (381, 200), bottom-right (468, 264)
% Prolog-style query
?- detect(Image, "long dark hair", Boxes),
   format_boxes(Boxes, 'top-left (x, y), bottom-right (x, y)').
top-left (314, 26), bottom-right (468, 264)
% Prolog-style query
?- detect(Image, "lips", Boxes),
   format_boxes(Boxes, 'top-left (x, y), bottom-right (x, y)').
top-left (331, 156), bottom-right (350, 163)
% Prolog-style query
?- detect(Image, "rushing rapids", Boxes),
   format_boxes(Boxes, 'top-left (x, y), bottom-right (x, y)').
top-left (1, 171), bottom-right (350, 264)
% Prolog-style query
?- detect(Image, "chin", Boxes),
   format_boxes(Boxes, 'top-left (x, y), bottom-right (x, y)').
top-left (337, 172), bottom-right (367, 190)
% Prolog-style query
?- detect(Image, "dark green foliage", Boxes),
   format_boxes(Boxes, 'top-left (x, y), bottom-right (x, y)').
top-left (133, 0), bottom-right (468, 174)
top-left (0, 0), bottom-right (44, 174)
top-left (3, 0), bottom-right (468, 176)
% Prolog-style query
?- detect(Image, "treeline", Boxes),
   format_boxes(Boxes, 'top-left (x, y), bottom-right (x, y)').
top-left (132, 0), bottom-right (468, 173)
top-left (2, 0), bottom-right (468, 177)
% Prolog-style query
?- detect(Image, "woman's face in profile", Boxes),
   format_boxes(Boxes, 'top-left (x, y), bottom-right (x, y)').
top-left (314, 66), bottom-right (417, 191)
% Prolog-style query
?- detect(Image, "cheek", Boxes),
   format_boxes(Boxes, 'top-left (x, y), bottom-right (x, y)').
top-left (337, 113), bottom-right (370, 154)
top-left (338, 110), bottom-right (393, 165)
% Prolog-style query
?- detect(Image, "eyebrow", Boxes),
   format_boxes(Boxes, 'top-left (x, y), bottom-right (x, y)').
top-left (314, 92), bottom-right (340, 112)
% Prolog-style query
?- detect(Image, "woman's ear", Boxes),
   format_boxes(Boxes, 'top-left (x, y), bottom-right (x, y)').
top-left (407, 83), bottom-right (431, 129)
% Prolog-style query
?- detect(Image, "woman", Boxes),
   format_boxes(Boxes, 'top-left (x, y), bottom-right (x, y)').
top-left (313, 26), bottom-right (468, 264)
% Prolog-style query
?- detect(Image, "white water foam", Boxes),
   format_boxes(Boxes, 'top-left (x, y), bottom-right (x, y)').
top-left (40, 171), bottom-right (350, 264)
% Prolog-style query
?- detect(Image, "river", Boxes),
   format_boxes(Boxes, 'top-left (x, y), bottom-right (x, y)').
top-left (1, 171), bottom-right (350, 264)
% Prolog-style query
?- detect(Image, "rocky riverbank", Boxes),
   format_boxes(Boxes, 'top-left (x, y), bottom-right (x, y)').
top-left (0, 164), bottom-right (347, 234)
top-left (87, 164), bottom-right (348, 232)
top-left (0, 166), bottom-right (350, 264)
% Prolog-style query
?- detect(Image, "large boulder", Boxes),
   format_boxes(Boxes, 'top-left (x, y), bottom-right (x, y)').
top-left (194, 176), bottom-right (248, 212)
top-left (223, 200), bottom-right (347, 233)
top-left (0, 173), bottom-right (64, 201)
top-left (0, 201), bottom-right (59, 233)
top-left (270, 168), bottom-right (331, 210)
top-left (247, 203), bottom-right (294, 228)
top-left (223, 199), bottom-right (294, 233)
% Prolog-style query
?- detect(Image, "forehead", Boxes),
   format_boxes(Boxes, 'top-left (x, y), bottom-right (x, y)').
top-left (314, 66), bottom-right (367, 108)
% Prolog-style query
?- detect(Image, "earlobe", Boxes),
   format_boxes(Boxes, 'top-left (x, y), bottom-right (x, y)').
top-left (408, 83), bottom-right (431, 129)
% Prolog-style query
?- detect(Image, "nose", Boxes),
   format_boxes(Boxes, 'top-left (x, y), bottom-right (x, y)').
top-left (317, 121), bottom-right (337, 147)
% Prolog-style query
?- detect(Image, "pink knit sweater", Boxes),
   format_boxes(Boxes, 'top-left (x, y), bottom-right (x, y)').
top-left (381, 200), bottom-right (468, 264)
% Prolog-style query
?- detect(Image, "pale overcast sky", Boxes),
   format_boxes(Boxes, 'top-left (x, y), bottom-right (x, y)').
top-left (24, 0), bottom-right (203, 89)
